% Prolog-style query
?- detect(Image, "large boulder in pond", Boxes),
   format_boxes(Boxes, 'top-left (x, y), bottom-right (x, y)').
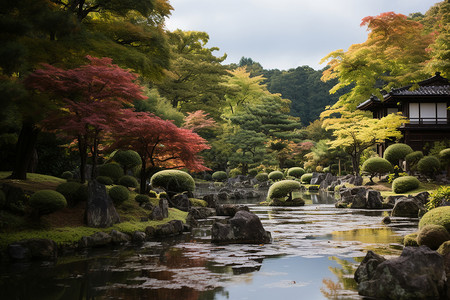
top-left (7, 239), bottom-right (58, 261)
top-left (211, 210), bottom-right (271, 244)
top-left (170, 193), bottom-right (191, 212)
top-left (391, 197), bottom-right (426, 218)
top-left (85, 180), bottom-right (120, 227)
top-left (356, 246), bottom-right (447, 300)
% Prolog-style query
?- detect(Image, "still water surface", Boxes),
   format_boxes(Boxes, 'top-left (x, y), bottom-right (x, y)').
top-left (0, 191), bottom-right (418, 299)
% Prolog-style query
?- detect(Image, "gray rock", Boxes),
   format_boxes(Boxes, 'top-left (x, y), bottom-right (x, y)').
top-left (79, 232), bottom-right (112, 248)
top-left (110, 230), bottom-right (130, 245)
top-left (217, 192), bottom-right (229, 202)
top-left (145, 226), bottom-right (156, 238)
top-left (366, 190), bottom-right (383, 209)
top-left (382, 216), bottom-right (391, 224)
top-left (189, 207), bottom-right (216, 219)
top-left (202, 194), bottom-right (217, 207)
top-left (155, 220), bottom-right (184, 237)
top-left (414, 191), bottom-right (430, 206)
top-left (85, 180), bottom-right (120, 227)
top-left (211, 210), bottom-right (272, 244)
top-left (7, 239), bottom-right (57, 261)
top-left (310, 172), bottom-right (326, 185)
top-left (391, 197), bottom-right (425, 218)
top-left (170, 193), bottom-right (191, 212)
top-left (350, 194), bottom-right (367, 209)
top-left (149, 206), bottom-right (164, 220)
top-left (132, 231), bottom-right (146, 243)
top-left (356, 246), bottom-right (447, 300)
top-left (159, 198), bottom-right (169, 218)
top-left (319, 173), bottom-right (336, 190)
top-left (354, 250), bottom-right (386, 283)
top-left (2, 184), bottom-right (26, 214)
top-left (216, 204), bottom-right (249, 217)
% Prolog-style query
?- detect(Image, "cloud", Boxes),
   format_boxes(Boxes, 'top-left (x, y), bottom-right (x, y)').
top-left (166, 0), bottom-right (440, 70)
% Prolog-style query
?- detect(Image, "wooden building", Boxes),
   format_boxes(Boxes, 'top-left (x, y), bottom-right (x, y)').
top-left (357, 72), bottom-right (450, 156)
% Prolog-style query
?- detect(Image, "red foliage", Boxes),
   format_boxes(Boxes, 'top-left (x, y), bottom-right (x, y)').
top-left (183, 110), bottom-right (217, 132)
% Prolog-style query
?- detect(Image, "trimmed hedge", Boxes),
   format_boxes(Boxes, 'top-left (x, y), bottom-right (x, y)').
top-left (61, 171), bottom-right (73, 180)
top-left (362, 157), bottom-right (393, 180)
top-left (405, 151), bottom-right (423, 170)
top-left (96, 176), bottom-right (113, 185)
top-left (97, 163), bottom-right (124, 183)
top-left (417, 156), bottom-right (441, 177)
top-left (113, 150), bottom-right (142, 170)
top-left (55, 182), bottom-right (88, 206)
top-left (383, 143), bottom-right (413, 165)
top-left (118, 175), bottom-right (138, 188)
top-left (419, 206), bottom-right (450, 232)
top-left (392, 176), bottom-right (420, 193)
top-left (301, 173), bottom-right (313, 184)
top-left (287, 167), bottom-right (306, 178)
top-left (108, 185), bottom-right (130, 206)
top-left (267, 180), bottom-right (301, 200)
top-left (150, 170), bottom-right (195, 193)
top-left (212, 171), bottom-right (228, 182)
top-left (255, 172), bottom-right (269, 182)
top-left (268, 171), bottom-right (284, 181)
top-left (29, 190), bottom-right (67, 216)
top-left (135, 194), bottom-right (150, 205)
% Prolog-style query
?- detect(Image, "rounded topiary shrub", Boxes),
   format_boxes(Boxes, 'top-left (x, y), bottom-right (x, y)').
top-left (417, 224), bottom-right (450, 250)
top-left (268, 171), bottom-right (284, 181)
top-left (248, 168), bottom-right (258, 177)
top-left (287, 167), bottom-right (306, 179)
top-left (113, 150), bottom-right (142, 171)
top-left (301, 173), bottom-right (313, 184)
top-left (29, 190), bottom-right (67, 216)
top-left (419, 206), bottom-right (450, 232)
top-left (118, 175), bottom-right (138, 188)
top-left (61, 171), bottom-right (73, 180)
top-left (405, 151), bottom-right (423, 170)
top-left (392, 176), bottom-right (420, 194)
top-left (440, 148), bottom-right (450, 160)
top-left (0, 190), bottom-right (5, 209)
top-left (383, 143), bottom-right (413, 165)
top-left (212, 171), bottom-right (228, 182)
top-left (96, 176), bottom-right (113, 185)
top-left (108, 185), bottom-right (130, 206)
top-left (417, 156), bottom-right (441, 177)
top-left (361, 157), bottom-right (393, 181)
top-left (135, 194), bottom-right (150, 205)
top-left (403, 232), bottom-right (418, 247)
top-left (255, 172), bottom-right (269, 182)
top-left (229, 168), bottom-right (241, 178)
top-left (56, 182), bottom-right (87, 206)
top-left (97, 163), bottom-right (124, 183)
top-left (150, 170), bottom-right (195, 194)
top-left (267, 180), bottom-right (302, 200)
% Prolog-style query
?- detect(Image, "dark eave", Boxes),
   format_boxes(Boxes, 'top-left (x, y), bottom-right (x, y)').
top-left (356, 95), bottom-right (381, 111)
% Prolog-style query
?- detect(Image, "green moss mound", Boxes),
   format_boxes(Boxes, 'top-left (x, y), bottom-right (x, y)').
top-left (301, 173), bottom-right (313, 184)
top-left (392, 176), bottom-right (420, 194)
top-left (97, 163), bottom-right (124, 183)
top-left (96, 176), bottom-right (113, 185)
top-left (108, 185), bottom-right (130, 206)
top-left (417, 224), bottom-right (450, 250)
top-left (268, 171), bottom-right (284, 181)
top-left (437, 241), bottom-right (450, 256)
top-left (403, 232), bottom-right (418, 247)
top-left (135, 194), bottom-right (150, 205)
top-left (267, 180), bottom-right (301, 200)
top-left (417, 156), bottom-right (441, 177)
top-left (150, 170), bottom-right (195, 193)
top-left (255, 172), bottom-right (269, 182)
top-left (419, 206), bottom-right (450, 232)
top-left (287, 167), bottom-right (306, 178)
top-left (29, 190), bottom-right (67, 216)
top-left (189, 198), bottom-right (208, 207)
top-left (362, 157), bottom-right (393, 178)
top-left (55, 182), bottom-right (87, 206)
top-left (212, 171), bottom-right (228, 182)
top-left (118, 175), bottom-right (138, 188)
top-left (383, 143), bottom-right (413, 164)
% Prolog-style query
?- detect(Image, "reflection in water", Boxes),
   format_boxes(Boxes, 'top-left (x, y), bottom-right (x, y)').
top-left (0, 190), bottom-right (419, 300)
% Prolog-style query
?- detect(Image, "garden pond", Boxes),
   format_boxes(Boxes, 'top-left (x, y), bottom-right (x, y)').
top-left (0, 190), bottom-right (419, 299)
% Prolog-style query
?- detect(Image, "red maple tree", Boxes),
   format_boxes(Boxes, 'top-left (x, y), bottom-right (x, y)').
top-left (183, 110), bottom-right (217, 132)
top-left (110, 109), bottom-right (210, 193)
top-left (25, 56), bottom-right (145, 182)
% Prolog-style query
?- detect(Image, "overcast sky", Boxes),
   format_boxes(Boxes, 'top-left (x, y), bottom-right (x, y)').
top-left (165, 0), bottom-right (441, 71)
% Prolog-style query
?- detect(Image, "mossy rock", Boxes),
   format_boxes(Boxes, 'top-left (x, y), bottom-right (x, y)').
top-left (403, 232), bottom-right (418, 247)
top-left (189, 198), bottom-right (208, 207)
top-left (437, 241), bottom-right (450, 256)
top-left (29, 190), bottom-right (67, 216)
top-left (417, 224), bottom-right (450, 250)
top-left (287, 167), bottom-right (306, 179)
top-left (212, 171), bottom-right (227, 182)
top-left (97, 163), bottom-right (124, 183)
top-left (301, 173), bottom-right (313, 184)
top-left (267, 180), bottom-right (301, 200)
top-left (108, 185), bottom-right (130, 206)
top-left (392, 176), bottom-right (420, 193)
top-left (419, 206), bottom-right (450, 232)
top-left (383, 143), bottom-right (413, 164)
top-left (150, 170), bottom-right (195, 193)
top-left (118, 175), bottom-right (138, 188)
top-left (255, 172), bottom-right (269, 182)
top-left (268, 171), bottom-right (284, 181)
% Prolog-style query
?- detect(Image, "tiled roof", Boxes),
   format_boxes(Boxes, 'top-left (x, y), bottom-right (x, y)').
top-left (389, 85), bottom-right (450, 96)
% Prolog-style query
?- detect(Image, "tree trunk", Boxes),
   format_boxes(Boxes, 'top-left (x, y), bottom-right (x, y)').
top-left (78, 135), bottom-right (88, 184)
top-left (91, 131), bottom-right (99, 180)
top-left (140, 157), bottom-right (147, 194)
top-left (351, 153), bottom-right (361, 175)
top-left (10, 121), bottom-right (40, 180)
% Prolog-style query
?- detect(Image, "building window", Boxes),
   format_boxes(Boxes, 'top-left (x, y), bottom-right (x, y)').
top-left (409, 102), bottom-right (447, 124)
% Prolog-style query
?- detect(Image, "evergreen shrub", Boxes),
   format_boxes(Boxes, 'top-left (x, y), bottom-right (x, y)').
top-left (268, 171), bottom-right (284, 181)
top-left (212, 171), bottom-right (228, 182)
top-left (419, 206), bottom-right (450, 232)
top-left (267, 180), bottom-right (301, 200)
top-left (113, 150), bottom-right (142, 171)
top-left (97, 163), bottom-right (124, 183)
top-left (255, 173), bottom-right (269, 182)
top-left (61, 171), bottom-right (73, 180)
top-left (405, 151), bottom-right (423, 171)
top-left (150, 170), bottom-right (195, 193)
top-left (392, 176), bottom-right (420, 193)
top-left (29, 190), bottom-right (67, 216)
top-left (96, 176), bottom-right (114, 185)
top-left (301, 173), bottom-right (313, 184)
top-left (383, 143), bottom-right (413, 165)
top-left (248, 168), bottom-right (258, 177)
top-left (108, 185), bottom-right (130, 206)
top-left (118, 175), bottom-right (138, 188)
top-left (361, 157), bottom-right (393, 181)
top-left (287, 167), bottom-right (305, 178)
top-left (135, 194), bottom-right (150, 205)
top-left (56, 182), bottom-right (87, 206)
top-left (417, 156), bottom-right (441, 177)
